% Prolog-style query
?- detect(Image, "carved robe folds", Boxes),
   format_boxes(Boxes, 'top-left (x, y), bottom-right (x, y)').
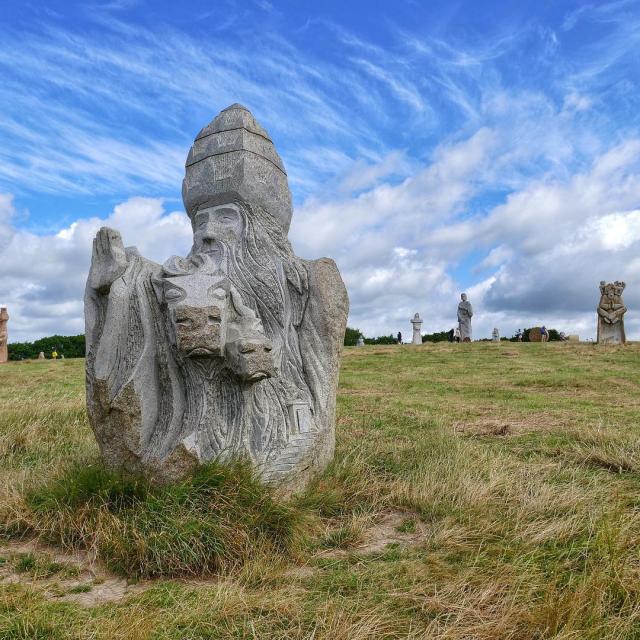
top-left (85, 105), bottom-right (349, 491)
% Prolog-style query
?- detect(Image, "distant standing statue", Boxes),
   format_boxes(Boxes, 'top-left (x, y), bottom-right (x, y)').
top-left (457, 293), bottom-right (473, 342)
top-left (492, 328), bottom-right (499, 342)
top-left (84, 104), bottom-right (349, 491)
top-left (356, 336), bottom-right (365, 347)
top-left (397, 331), bottom-right (402, 345)
top-left (410, 313), bottom-right (423, 345)
top-left (0, 307), bottom-right (8, 364)
top-left (597, 281), bottom-right (627, 344)
top-left (38, 352), bottom-right (45, 359)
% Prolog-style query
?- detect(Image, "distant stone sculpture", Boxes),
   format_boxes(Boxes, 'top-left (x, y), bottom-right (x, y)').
top-left (597, 281), bottom-right (627, 344)
top-left (356, 336), bottom-right (365, 347)
top-left (410, 313), bottom-right (423, 345)
top-left (85, 104), bottom-right (349, 491)
top-left (38, 352), bottom-right (45, 359)
top-left (0, 307), bottom-right (8, 364)
top-left (492, 328), bottom-right (499, 342)
top-left (457, 294), bottom-right (473, 342)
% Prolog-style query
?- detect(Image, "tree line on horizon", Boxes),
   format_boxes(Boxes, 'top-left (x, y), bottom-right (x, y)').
top-left (8, 335), bottom-right (85, 360)
top-left (344, 326), bottom-right (564, 345)
top-left (7, 327), bottom-right (565, 359)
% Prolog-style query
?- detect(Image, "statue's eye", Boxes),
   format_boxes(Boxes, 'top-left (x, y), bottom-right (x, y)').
top-left (176, 317), bottom-right (193, 328)
top-left (207, 314), bottom-right (221, 324)
top-left (165, 288), bottom-right (184, 302)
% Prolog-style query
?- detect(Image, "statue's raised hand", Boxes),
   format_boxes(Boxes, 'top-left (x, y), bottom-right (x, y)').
top-left (89, 227), bottom-right (128, 292)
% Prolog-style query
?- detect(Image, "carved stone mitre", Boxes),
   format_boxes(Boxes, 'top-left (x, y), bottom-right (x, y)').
top-left (182, 104), bottom-right (293, 233)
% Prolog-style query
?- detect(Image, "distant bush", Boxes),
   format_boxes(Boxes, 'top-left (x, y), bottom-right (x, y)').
top-left (422, 331), bottom-right (450, 343)
top-left (344, 326), bottom-right (362, 346)
top-left (8, 334), bottom-right (85, 360)
top-left (364, 335), bottom-right (397, 345)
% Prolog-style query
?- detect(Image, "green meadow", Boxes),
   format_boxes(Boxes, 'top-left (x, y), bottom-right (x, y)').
top-left (1, 342), bottom-right (640, 639)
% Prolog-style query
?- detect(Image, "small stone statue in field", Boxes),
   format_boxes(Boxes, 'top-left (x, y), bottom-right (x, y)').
top-left (85, 104), bottom-right (349, 491)
top-left (0, 307), bottom-right (8, 364)
top-left (597, 281), bottom-right (627, 344)
top-left (492, 328), bottom-right (499, 342)
top-left (410, 313), bottom-right (423, 345)
top-left (457, 294), bottom-right (473, 342)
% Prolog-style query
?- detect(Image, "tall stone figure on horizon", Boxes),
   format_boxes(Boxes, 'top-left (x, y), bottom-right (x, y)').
top-left (410, 313), bottom-right (423, 345)
top-left (597, 281), bottom-right (626, 344)
top-left (457, 293), bottom-right (473, 342)
top-left (84, 104), bottom-right (349, 491)
top-left (0, 307), bottom-right (8, 364)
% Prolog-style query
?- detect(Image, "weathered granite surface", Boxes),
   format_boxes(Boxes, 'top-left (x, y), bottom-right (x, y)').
top-left (0, 307), bottom-right (8, 364)
top-left (85, 104), bottom-right (349, 491)
top-left (597, 281), bottom-right (627, 344)
top-left (457, 294), bottom-right (473, 342)
top-left (410, 313), bottom-right (423, 345)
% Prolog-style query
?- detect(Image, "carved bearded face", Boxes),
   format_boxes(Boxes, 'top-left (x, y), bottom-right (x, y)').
top-left (192, 204), bottom-right (243, 255)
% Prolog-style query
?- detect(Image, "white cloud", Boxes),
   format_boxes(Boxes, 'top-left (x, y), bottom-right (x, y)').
top-left (0, 197), bottom-right (191, 341)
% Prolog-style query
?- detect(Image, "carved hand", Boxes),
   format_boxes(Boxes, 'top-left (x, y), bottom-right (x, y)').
top-left (89, 227), bottom-right (128, 292)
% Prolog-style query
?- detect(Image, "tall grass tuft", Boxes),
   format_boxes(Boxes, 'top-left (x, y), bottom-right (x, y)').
top-left (21, 459), bottom-right (305, 578)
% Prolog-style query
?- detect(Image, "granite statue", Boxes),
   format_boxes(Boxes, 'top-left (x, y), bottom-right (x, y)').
top-left (492, 327), bottom-right (499, 342)
top-left (410, 313), bottom-right (423, 345)
top-left (457, 294), bottom-right (473, 342)
top-left (356, 336), bottom-right (365, 347)
top-left (597, 281), bottom-right (627, 344)
top-left (0, 307), bottom-right (8, 364)
top-left (85, 104), bottom-right (349, 491)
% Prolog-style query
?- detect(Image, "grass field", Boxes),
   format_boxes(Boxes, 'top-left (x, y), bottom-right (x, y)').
top-left (1, 342), bottom-right (640, 639)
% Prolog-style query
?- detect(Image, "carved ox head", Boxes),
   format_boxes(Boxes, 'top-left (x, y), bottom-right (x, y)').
top-left (160, 270), bottom-right (276, 382)
top-left (163, 271), bottom-right (229, 358)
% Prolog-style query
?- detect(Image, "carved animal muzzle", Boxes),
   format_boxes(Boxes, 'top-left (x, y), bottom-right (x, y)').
top-left (173, 304), bottom-right (225, 358)
top-left (225, 332), bottom-right (276, 382)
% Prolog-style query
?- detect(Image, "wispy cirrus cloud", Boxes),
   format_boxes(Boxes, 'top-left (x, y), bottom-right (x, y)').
top-left (0, 0), bottom-right (639, 342)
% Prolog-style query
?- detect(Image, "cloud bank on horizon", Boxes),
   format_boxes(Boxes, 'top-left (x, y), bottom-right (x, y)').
top-left (0, 0), bottom-right (639, 342)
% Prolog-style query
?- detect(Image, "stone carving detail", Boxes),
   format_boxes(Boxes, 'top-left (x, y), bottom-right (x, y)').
top-left (0, 307), bottom-right (8, 364)
top-left (85, 104), bottom-right (349, 491)
top-left (410, 313), bottom-right (423, 345)
top-left (457, 294), bottom-right (473, 342)
top-left (597, 281), bottom-right (627, 344)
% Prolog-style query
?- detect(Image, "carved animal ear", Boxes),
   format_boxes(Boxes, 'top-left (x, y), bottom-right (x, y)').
top-left (229, 287), bottom-right (257, 320)
top-left (150, 275), bottom-right (165, 303)
top-left (283, 261), bottom-right (308, 294)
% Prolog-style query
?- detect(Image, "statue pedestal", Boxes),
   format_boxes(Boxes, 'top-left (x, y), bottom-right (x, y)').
top-left (598, 321), bottom-right (624, 344)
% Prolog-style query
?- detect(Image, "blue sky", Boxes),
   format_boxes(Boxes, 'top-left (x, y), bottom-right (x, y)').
top-left (1, 0), bottom-right (639, 341)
